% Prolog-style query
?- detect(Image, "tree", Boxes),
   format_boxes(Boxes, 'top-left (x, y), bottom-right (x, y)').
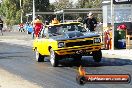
top-left (22, 0), bottom-right (33, 22)
top-left (34, 0), bottom-right (54, 22)
top-left (50, 0), bottom-right (75, 21)
top-left (0, 0), bottom-right (21, 25)
top-left (76, 0), bottom-right (103, 22)
top-left (35, 0), bottom-right (50, 12)
top-left (52, 0), bottom-right (74, 11)
top-left (0, 0), bottom-right (52, 25)
top-left (77, 0), bottom-right (102, 8)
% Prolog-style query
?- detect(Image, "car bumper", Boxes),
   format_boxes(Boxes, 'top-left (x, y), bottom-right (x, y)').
top-left (55, 45), bottom-right (102, 55)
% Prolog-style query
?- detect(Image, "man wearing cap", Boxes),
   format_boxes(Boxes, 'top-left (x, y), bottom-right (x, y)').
top-left (83, 12), bottom-right (97, 32)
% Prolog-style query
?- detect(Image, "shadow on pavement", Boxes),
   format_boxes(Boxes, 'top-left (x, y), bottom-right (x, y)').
top-left (0, 51), bottom-right (30, 60)
top-left (51, 56), bottom-right (132, 67)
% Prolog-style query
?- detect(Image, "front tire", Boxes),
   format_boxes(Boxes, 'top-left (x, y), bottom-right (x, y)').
top-left (92, 49), bottom-right (102, 62)
top-left (36, 50), bottom-right (44, 62)
top-left (50, 48), bottom-right (59, 67)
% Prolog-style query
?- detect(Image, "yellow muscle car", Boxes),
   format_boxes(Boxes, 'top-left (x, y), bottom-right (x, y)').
top-left (33, 22), bottom-right (102, 67)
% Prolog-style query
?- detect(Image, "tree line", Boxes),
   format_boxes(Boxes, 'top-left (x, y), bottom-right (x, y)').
top-left (0, 0), bottom-right (102, 26)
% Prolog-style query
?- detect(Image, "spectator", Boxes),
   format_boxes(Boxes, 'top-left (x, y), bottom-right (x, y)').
top-left (45, 20), bottom-right (49, 25)
top-left (19, 23), bottom-right (25, 32)
top-left (83, 12), bottom-right (97, 32)
top-left (33, 15), bottom-right (43, 38)
top-left (0, 18), bottom-right (3, 35)
top-left (51, 18), bottom-right (59, 24)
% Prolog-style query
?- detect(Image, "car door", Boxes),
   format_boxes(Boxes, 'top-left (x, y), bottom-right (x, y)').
top-left (39, 28), bottom-right (51, 56)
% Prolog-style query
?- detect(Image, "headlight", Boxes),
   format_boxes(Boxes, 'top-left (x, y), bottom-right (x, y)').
top-left (94, 38), bottom-right (101, 43)
top-left (58, 42), bottom-right (65, 48)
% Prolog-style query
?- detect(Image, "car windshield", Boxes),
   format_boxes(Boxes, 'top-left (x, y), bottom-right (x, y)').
top-left (48, 24), bottom-right (87, 36)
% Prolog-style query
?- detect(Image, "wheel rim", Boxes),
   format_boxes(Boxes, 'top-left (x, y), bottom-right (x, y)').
top-left (36, 50), bottom-right (39, 61)
top-left (50, 49), bottom-right (55, 66)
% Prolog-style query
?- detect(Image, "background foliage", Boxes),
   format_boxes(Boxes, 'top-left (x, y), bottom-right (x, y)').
top-left (0, 0), bottom-right (102, 25)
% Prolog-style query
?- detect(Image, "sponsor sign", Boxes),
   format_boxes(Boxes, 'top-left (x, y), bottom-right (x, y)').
top-left (113, 0), bottom-right (132, 4)
top-left (76, 66), bottom-right (131, 85)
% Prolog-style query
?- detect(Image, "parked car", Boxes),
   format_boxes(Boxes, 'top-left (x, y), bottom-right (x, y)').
top-left (33, 22), bottom-right (102, 67)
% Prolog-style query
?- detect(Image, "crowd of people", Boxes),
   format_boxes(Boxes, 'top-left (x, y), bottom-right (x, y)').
top-left (1, 12), bottom-right (111, 49)
top-left (30, 12), bottom-right (98, 38)
top-left (0, 12), bottom-right (99, 39)
top-left (27, 12), bottom-right (98, 39)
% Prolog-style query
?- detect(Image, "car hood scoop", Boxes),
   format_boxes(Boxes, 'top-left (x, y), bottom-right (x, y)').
top-left (51, 31), bottom-right (99, 41)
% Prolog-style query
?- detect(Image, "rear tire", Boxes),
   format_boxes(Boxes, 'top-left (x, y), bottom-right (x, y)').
top-left (36, 50), bottom-right (44, 62)
top-left (50, 48), bottom-right (59, 67)
top-left (92, 49), bottom-right (102, 62)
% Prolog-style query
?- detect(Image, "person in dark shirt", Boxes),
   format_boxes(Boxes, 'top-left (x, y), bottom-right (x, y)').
top-left (83, 12), bottom-right (97, 32)
top-left (0, 18), bottom-right (3, 35)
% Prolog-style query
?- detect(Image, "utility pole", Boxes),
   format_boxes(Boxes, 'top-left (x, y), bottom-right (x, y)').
top-left (111, 0), bottom-right (114, 50)
top-left (33, 0), bottom-right (35, 21)
top-left (20, 0), bottom-right (23, 23)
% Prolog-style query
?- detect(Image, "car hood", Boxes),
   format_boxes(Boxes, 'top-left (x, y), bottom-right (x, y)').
top-left (51, 31), bottom-right (99, 41)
